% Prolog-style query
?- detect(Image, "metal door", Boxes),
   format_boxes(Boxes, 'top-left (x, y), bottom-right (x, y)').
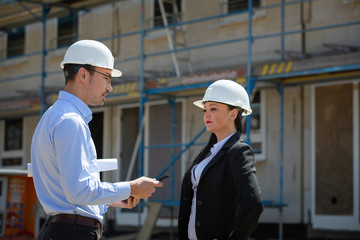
top-left (0, 177), bottom-right (8, 236)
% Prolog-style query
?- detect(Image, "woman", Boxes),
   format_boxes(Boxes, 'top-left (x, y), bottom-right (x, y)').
top-left (178, 79), bottom-right (263, 240)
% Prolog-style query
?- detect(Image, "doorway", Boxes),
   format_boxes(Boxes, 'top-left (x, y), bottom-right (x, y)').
top-left (115, 101), bottom-right (183, 226)
top-left (312, 82), bottom-right (359, 230)
top-left (89, 112), bottom-right (104, 159)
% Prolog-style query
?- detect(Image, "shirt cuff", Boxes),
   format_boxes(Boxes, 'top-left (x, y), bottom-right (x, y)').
top-left (115, 182), bottom-right (131, 200)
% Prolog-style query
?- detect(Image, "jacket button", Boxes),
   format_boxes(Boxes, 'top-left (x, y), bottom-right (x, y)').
top-left (196, 221), bottom-right (201, 227)
top-left (197, 200), bottom-right (202, 206)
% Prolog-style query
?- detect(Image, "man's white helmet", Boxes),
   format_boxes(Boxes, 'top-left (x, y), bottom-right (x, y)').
top-left (193, 79), bottom-right (252, 116)
top-left (60, 39), bottom-right (122, 77)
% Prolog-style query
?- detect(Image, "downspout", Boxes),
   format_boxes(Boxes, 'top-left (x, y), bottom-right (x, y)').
top-left (246, 0), bottom-right (253, 145)
top-left (300, 0), bottom-right (308, 225)
top-left (301, 0), bottom-right (311, 53)
top-left (300, 84), bottom-right (305, 224)
top-left (41, 5), bottom-right (51, 115)
top-left (138, 0), bottom-right (146, 231)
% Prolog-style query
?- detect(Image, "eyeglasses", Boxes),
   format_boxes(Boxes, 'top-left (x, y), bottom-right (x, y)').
top-left (76, 65), bottom-right (111, 79)
top-left (91, 69), bottom-right (112, 79)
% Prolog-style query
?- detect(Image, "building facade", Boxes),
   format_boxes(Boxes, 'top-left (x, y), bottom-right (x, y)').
top-left (0, 0), bottom-right (359, 239)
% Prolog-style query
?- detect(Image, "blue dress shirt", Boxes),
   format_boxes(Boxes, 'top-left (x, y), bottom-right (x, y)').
top-left (31, 91), bottom-right (130, 223)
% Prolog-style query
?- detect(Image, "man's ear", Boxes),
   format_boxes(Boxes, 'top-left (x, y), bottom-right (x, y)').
top-left (77, 67), bottom-right (87, 83)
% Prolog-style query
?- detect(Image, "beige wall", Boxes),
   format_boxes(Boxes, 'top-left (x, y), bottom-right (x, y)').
top-left (0, 0), bottom-right (359, 98)
top-left (304, 0), bottom-right (360, 52)
top-left (24, 115), bottom-right (41, 165)
top-left (183, 96), bottom-right (212, 173)
top-left (26, 22), bottom-right (41, 54)
top-left (0, 31), bottom-right (6, 59)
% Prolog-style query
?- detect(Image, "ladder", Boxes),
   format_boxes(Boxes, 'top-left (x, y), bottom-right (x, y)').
top-left (158, 0), bottom-right (193, 77)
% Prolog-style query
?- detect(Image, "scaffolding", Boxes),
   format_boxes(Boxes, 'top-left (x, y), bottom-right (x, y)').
top-left (135, 1), bottom-right (359, 238)
top-left (0, 0), bottom-right (360, 239)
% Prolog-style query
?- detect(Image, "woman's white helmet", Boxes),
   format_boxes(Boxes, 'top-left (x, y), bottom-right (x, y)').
top-left (193, 79), bottom-right (252, 116)
top-left (60, 39), bottom-right (122, 77)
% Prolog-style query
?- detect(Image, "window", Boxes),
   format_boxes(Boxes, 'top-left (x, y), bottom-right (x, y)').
top-left (227, 0), bottom-right (260, 13)
top-left (218, 0), bottom-right (264, 26)
top-left (242, 90), bottom-right (266, 161)
top-left (2, 157), bottom-right (22, 166)
top-left (58, 15), bottom-right (76, 47)
top-left (7, 27), bottom-right (25, 58)
top-left (154, 0), bottom-right (182, 27)
top-left (1, 118), bottom-right (24, 168)
top-left (5, 119), bottom-right (22, 151)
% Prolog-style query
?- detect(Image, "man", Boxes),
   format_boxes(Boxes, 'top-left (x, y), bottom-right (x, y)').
top-left (31, 40), bottom-right (163, 240)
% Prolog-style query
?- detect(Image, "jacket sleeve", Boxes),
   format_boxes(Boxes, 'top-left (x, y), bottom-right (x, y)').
top-left (178, 170), bottom-right (193, 240)
top-left (228, 143), bottom-right (263, 240)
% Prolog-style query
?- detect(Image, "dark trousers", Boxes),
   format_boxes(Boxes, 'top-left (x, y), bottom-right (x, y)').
top-left (38, 221), bottom-right (102, 240)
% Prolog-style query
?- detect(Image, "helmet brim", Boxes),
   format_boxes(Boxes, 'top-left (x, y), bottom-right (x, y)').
top-left (112, 68), bottom-right (122, 77)
top-left (60, 61), bottom-right (122, 78)
top-left (193, 99), bottom-right (252, 116)
top-left (193, 100), bottom-right (204, 109)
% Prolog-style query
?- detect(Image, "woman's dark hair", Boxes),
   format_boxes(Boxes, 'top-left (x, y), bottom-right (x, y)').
top-left (228, 105), bottom-right (243, 132)
top-left (63, 64), bottom-right (94, 84)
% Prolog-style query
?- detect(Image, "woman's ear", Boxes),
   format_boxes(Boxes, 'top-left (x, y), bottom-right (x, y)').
top-left (230, 108), bottom-right (239, 120)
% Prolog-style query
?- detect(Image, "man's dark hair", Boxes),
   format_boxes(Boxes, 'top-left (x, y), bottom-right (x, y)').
top-left (63, 64), bottom-right (94, 84)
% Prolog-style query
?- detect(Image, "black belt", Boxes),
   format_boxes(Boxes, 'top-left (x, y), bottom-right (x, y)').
top-left (48, 214), bottom-right (103, 234)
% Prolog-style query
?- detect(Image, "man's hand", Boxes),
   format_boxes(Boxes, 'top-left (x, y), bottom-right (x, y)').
top-left (108, 196), bottom-right (140, 209)
top-left (129, 176), bottom-right (163, 199)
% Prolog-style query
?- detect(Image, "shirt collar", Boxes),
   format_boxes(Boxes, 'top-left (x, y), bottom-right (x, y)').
top-left (58, 91), bottom-right (93, 123)
top-left (211, 132), bottom-right (236, 154)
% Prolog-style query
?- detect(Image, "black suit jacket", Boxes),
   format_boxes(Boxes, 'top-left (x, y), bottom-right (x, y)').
top-left (178, 131), bottom-right (263, 240)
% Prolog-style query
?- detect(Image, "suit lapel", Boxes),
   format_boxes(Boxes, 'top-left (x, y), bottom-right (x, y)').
top-left (199, 131), bottom-right (241, 180)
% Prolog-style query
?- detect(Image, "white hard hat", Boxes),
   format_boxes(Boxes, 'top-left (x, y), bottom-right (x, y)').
top-left (193, 79), bottom-right (252, 116)
top-left (60, 39), bottom-right (122, 77)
